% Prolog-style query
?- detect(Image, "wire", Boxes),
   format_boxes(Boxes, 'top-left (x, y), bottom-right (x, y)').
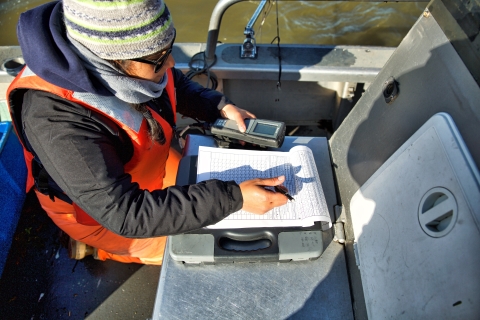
top-left (274, 1), bottom-right (281, 89)
top-left (185, 51), bottom-right (218, 90)
top-left (257, 0), bottom-right (273, 42)
top-left (270, 0), bottom-right (281, 90)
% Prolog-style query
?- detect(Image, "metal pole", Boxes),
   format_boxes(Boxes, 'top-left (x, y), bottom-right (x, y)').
top-left (205, 0), bottom-right (243, 66)
top-left (244, 0), bottom-right (267, 35)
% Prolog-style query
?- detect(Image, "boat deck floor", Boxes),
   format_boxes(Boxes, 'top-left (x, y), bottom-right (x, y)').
top-left (0, 190), bottom-right (161, 320)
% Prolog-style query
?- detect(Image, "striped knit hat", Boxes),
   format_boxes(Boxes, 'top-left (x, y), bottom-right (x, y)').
top-left (63, 0), bottom-right (175, 60)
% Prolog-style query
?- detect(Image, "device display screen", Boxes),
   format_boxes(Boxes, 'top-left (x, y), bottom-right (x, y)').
top-left (252, 123), bottom-right (277, 136)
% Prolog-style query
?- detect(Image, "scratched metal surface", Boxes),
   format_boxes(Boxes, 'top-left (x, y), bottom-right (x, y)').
top-left (152, 135), bottom-right (353, 319)
top-left (153, 239), bottom-right (352, 319)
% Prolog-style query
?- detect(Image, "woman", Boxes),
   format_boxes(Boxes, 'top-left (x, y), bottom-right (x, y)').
top-left (7, 0), bottom-right (287, 265)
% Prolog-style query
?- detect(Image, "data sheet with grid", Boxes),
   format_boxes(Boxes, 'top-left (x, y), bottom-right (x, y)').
top-left (197, 146), bottom-right (331, 229)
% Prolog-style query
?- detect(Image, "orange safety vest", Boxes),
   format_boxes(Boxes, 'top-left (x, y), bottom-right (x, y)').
top-left (7, 66), bottom-right (177, 226)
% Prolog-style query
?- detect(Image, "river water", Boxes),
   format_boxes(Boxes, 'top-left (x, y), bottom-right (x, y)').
top-left (0, 0), bottom-right (427, 47)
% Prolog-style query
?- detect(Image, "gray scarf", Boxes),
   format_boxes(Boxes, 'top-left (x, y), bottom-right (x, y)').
top-left (67, 34), bottom-right (167, 104)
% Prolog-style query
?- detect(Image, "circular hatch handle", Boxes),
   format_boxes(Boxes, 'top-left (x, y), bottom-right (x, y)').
top-left (418, 187), bottom-right (458, 238)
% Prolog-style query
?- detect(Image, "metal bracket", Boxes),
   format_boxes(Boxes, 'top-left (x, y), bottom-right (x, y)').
top-left (241, 35), bottom-right (257, 59)
top-left (240, 0), bottom-right (268, 59)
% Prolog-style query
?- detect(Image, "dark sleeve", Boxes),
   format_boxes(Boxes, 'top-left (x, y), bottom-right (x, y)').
top-left (171, 67), bottom-right (234, 123)
top-left (22, 90), bottom-right (243, 238)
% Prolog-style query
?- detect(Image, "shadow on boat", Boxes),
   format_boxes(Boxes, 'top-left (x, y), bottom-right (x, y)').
top-left (0, 191), bottom-right (161, 319)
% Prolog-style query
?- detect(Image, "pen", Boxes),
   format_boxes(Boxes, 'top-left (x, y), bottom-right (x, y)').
top-left (274, 185), bottom-right (295, 202)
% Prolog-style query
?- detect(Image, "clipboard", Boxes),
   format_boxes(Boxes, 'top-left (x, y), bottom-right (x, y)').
top-left (168, 135), bottom-right (336, 264)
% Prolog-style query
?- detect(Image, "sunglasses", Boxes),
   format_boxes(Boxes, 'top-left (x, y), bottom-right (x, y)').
top-left (131, 32), bottom-right (176, 73)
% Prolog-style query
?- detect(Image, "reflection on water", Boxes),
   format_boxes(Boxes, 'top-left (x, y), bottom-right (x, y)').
top-left (0, 0), bottom-right (427, 47)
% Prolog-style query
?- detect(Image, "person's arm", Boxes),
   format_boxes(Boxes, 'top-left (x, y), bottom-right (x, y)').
top-left (22, 90), bottom-right (243, 238)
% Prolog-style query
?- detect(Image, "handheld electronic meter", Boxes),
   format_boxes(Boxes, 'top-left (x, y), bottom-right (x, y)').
top-left (211, 118), bottom-right (286, 148)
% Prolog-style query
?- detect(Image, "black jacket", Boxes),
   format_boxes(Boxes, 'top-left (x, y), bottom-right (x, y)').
top-left (17, 1), bottom-right (243, 238)
top-left (21, 68), bottom-right (243, 238)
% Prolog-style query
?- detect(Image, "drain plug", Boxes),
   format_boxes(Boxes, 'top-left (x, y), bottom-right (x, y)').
top-left (418, 187), bottom-right (457, 238)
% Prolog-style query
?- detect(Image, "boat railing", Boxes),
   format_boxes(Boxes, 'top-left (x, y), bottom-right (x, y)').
top-left (205, 0), bottom-right (243, 66)
top-left (204, 0), bottom-right (420, 67)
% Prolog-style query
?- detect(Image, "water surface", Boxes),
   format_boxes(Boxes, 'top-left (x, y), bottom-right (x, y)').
top-left (0, 0), bottom-right (426, 47)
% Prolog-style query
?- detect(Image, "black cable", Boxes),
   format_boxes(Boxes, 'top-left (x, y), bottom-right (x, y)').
top-left (185, 51), bottom-right (218, 90)
top-left (270, 0), bottom-right (281, 90)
